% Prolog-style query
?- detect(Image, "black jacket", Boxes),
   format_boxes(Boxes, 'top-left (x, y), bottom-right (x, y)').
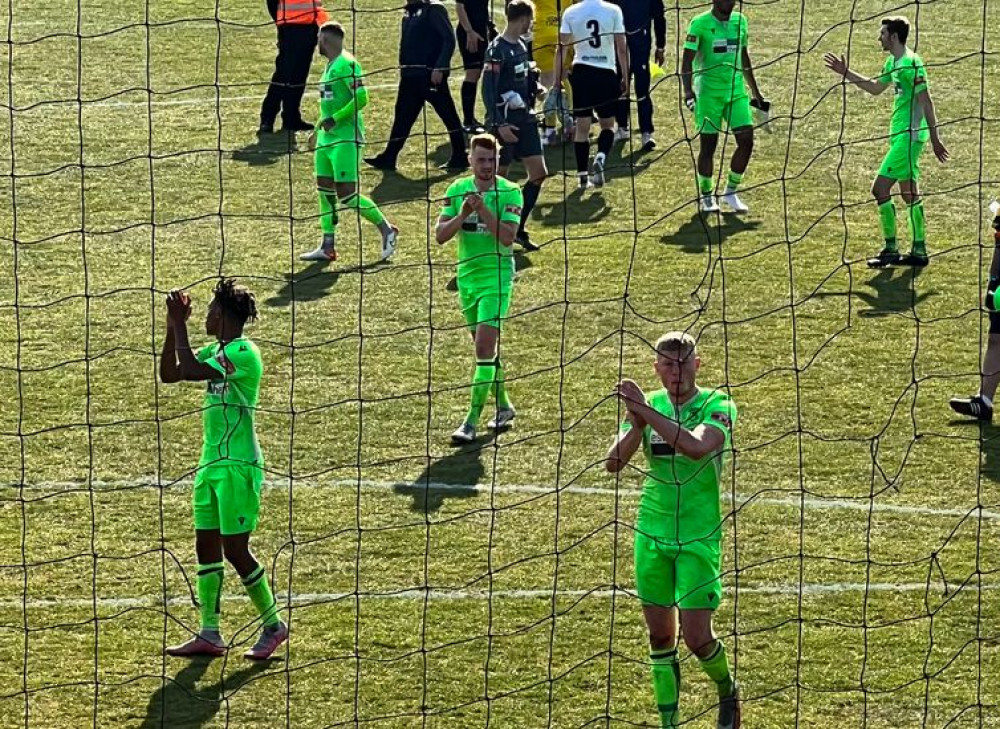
top-left (399, 0), bottom-right (456, 77)
top-left (614, 0), bottom-right (667, 48)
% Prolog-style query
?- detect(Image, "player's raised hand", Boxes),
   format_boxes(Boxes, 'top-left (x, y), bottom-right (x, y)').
top-left (461, 193), bottom-right (481, 218)
top-left (615, 379), bottom-right (647, 411)
top-left (166, 290), bottom-right (191, 323)
top-left (824, 53), bottom-right (848, 77)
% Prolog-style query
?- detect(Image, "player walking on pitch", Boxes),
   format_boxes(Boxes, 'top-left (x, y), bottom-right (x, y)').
top-left (681, 0), bottom-right (766, 214)
top-left (606, 332), bottom-right (741, 729)
top-left (436, 134), bottom-right (521, 444)
top-left (825, 16), bottom-right (949, 268)
top-left (159, 280), bottom-right (287, 661)
top-left (300, 22), bottom-right (398, 262)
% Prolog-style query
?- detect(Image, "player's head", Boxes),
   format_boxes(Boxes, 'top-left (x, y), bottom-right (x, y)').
top-left (506, 0), bottom-right (535, 34)
top-left (712, 0), bottom-right (738, 20)
top-left (653, 332), bottom-right (700, 398)
top-left (318, 21), bottom-right (345, 58)
top-left (469, 133), bottom-right (500, 182)
top-left (880, 17), bottom-right (909, 50)
top-left (206, 278), bottom-right (258, 337)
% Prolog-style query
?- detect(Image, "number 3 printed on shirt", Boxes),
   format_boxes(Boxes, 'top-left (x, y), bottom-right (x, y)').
top-left (586, 19), bottom-right (601, 48)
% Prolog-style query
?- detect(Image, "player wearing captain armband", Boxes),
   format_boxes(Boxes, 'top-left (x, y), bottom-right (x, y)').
top-left (300, 22), bottom-right (399, 263)
top-left (950, 209), bottom-right (1000, 422)
top-left (606, 332), bottom-right (741, 729)
top-left (681, 0), bottom-right (768, 215)
top-left (825, 16), bottom-right (949, 269)
top-left (436, 134), bottom-right (522, 444)
top-left (159, 280), bottom-right (287, 661)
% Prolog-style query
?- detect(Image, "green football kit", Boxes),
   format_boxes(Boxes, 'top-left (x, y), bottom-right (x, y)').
top-left (193, 337), bottom-right (264, 536)
top-left (315, 51), bottom-right (366, 183)
top-left (877, 49), bottom-right (929, 182)
top-left (684, 11), bottom-right (752, 134)
top-left (441, 175), bottom-right (523, 331)
top-left (621, 387), bottom-right (737, 610)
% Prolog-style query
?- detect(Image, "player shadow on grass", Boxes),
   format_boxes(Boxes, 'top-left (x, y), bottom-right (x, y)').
top-left (266, 259), bottom-right (390, 307)
top-left (369, 167), bottom-right (452, 204)
top-left (536, 186), bottom-right (612, 229)
top-left (660, 211), bottom-right (761, 254)
top-left (948, 420), bottom-right (1000, 483)
top-left (230, 132), bottom-right (299, 167)
top-left (394, 431), bottom-right (498, 513)
top-left (813, 267), bottom-right (933, 318)
top-left (139, 656), bottom-right (271, 729)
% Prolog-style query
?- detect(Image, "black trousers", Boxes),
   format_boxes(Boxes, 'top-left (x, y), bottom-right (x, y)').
top-left (260, 23), bottom-right (318, 126)
top-left (380, 73), bottom-right (466, 163)
top-left (616, 31), bottom-right (654, 133)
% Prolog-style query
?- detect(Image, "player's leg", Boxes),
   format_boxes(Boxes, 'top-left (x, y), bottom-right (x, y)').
top-left (896, 140), bottom-right (928, 265)
top-left (453, 293), bottom-right (504, 443)
top-left (425, 76), bottom-right (469, 169)
top-left (591, 78), bottom-right (618, 188)
top-left (719, 96), bottom-right (754, 213)
top-left (457, 26), bottom-right (484, 131)
top-left (366, 76), bottom-right (424, 170)
top-left (216, 467), bottom-right (287, 660)
top-left (259, 25), bottom-right (291, 133)
top-left (167, 474), bottom-right (227, 657)
top-left (950, 313), bottom-right (1000, 422)
top-left (677, 541), bottom-right (740, 729)
top-left (694, 93), bottom-right (723, 212)
top-left (335, 172), bottom-right (399, 261)
top-left (517, 128), bottom-right (547, 249)
top-left (633, 34), bottom-right (654, 147)
top-left (302, 141), bottom-right (340, 260)
top-left (867, 172), bottom-right (902, 267)
top-left (635, 532), bottom-right (681, 729)
top-left (280, 24), bottom-right (317, 131)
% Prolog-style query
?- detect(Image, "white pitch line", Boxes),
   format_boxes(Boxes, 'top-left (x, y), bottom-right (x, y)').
top-left (7, 476), bottom-right (1000, 522)
top-left (4, 582), bottom-right (995, 612)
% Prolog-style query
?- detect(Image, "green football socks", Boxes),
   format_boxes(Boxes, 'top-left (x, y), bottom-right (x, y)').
top-left (197, 562), bottom-right (224, 633)
top-left (725, 170), bottom-right (743, 193)
top-left (319, 190), bottom-right (339, 235)
top-left (242, 563), bottom-right (280, 627)
top-left (650, 648), bottom-right (681, 729)
top-left (878, 200), bottom-right (897, 250)
top-left (909, 200), bottom-right (926, 255)
top-left (492, 358), bottom-right (511, 409)
top-left (340, 192), bottom-right (386, 227)
top-left (699, 640), bottom-right (735, 698)
top-left (698, 174), bottom-right (714, 196)
top-left (466, 359), bottom-right (497, 425)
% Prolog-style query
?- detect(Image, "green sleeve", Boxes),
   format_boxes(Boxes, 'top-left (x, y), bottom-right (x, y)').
top-left (499, 188), bottom-right (523, 225)
top-left (441, 181), bottom-right (462, 218)
top-left (703, 396), bottom-right (737, 441)
top-left (220, 341), bottom-right (262, 386)
top-left (877, 56), bottom-right (893, 84)
top-left (330, 61), bottom-right (368, 125)
top-left (683, 19), bottom-right (700, 52)
top-left (197, 343), bottom-right (227, 377)
top-left (742, 15), bottom-right (749, 47)
top-left (912, 56), bottom-right (928, 89)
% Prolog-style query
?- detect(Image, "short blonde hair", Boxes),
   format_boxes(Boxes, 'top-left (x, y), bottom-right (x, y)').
top-left (470, 132), bottom-right (501, 153)
top-left (655, 331), bottom-right (697, 358)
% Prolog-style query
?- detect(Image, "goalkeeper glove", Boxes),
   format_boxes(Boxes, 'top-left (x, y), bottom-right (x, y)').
top-left (750, 97), bottom-right (772, 133)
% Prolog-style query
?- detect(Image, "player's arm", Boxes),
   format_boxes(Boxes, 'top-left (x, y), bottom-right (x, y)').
top-left (159, 322), bottom-right (181, 384)
top-left (915, 78), bottom-right (949, 162)
top-left (605, 412), bottom-right (645, 473)
top-left (823, 53), bottom-right (889, 95)
top-left (652, 0), bottom-right (667, 64)
top-left (615, 31), bottom-right (629, 93)
top-left (455, 0), bottom-right (476, 36)
top-left (680, 25), bottom-right (698, 107)
top-left (435, 190), bottom-right (474, 243)
top-left (429, 4), bottom-right (456, 76)
top-left (555, 32), bottom-right (573, 83)
top-left (320, 67), bottom-right (368, 132)
top-left (474, 197), bottom-right (518, 247)
top-left (740, 47), bottom-right (763, 102)
top-left (643, 408), bottom-right (726, 460)
top-left (482, 46), bottom-right (505, 128)
top-left (164, 291), bottom-right (219, 382)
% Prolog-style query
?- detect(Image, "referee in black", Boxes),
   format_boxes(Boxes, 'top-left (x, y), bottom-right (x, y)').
top-left (614, 0), bottom-right (666, 150)
top-left (365, 0), bottom-right (468, 172)
top-left (456, 0), bottom-right (497, 132)
top-left (482, 0), bottom-right (548, 250)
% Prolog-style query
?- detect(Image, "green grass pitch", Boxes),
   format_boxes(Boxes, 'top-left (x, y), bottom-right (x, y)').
top-left (3, 0), bottom-right (1000, 726)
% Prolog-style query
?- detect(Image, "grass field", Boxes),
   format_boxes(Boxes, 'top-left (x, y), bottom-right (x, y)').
top-left (3, 0), bottom-right (1000, 726)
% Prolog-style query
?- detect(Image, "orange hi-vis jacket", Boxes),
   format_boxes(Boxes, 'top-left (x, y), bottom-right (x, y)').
top-left (276, 0), bottom-right (328, 25)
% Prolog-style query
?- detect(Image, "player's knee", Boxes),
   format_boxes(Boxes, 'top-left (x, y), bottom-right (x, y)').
top-left (699, 134), bottom-right (719, 155)
top-left (682, 629), bottom-right (715, 657)
top-left (735, 129), bottom-right (754, 151)
top-left (648, 627), bottom-right (677, 650)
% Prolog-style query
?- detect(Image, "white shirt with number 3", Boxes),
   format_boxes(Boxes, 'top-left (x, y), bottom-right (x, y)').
top-left (560, 0), bottom-right (625, 72)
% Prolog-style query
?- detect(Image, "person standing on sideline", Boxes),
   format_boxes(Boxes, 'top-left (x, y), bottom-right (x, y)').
top-left (455, 0), bottom-right (497, 133)
top-left (613, 0), bottom-right (666, 150)
top-left (259, 0), bottom-right (328, 134)
top-left (365, 0), bottom-right (468, 172)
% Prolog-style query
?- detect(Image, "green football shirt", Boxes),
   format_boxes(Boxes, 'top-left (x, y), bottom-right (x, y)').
top-left (441, 175), bottom-right (523, 291)
top-left (318, 51), bottom-right (366, 146)
top-left (620, 387), bottom-right (737, 544)
top-left (683, 10), bottom-right (749, 97)
top-left (196, 338), bottom-right (264, 469)
top-left (879, 50), bottom-right (929, 142)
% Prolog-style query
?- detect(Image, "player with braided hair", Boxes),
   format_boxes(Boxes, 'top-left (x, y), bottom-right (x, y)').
top-left (159, 279), bottom-right (287, 661)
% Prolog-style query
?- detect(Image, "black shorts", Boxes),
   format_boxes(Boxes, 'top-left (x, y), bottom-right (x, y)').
top-left (457, 23), bottom-right (497, 71)
top-left (495, 117), bottom-right (543, 166)
top-left (990, 311), bottom-right (1000, 334)
top-left (570, 64), bottom-right (620, 119)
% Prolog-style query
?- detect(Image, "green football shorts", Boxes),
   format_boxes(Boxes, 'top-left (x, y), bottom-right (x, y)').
top-left (695, 91), bottom-right (753, 135)
top-left (458, 286), bottom-right (512, 332)
top-left (315, 139), bottom-right (361, 183)
top-left (878, 135), bottom-right (926, 182)
top-left (193, 464), bottom-right (264, 535)
top-left (633, 531), bottom-right (723, 610)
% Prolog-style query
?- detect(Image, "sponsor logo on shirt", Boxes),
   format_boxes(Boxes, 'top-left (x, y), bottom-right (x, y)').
top-left (712, 38), bottom-right (740, 54)
top-left (710, 411), bottom-right (732, 429)
top-left (686, 34), bottom-right (698, 44)
top-left (649, 431), bottom-right (677, 457)
top-left (207, 381), bottom-right (228, 396)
